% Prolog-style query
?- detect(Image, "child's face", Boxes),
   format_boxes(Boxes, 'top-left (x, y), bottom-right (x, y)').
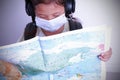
top-left (35, 3), bottom-right (64, 20)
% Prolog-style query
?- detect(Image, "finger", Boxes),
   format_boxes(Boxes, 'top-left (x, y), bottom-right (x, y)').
top-left (98, 55), bottom-right (109, 62)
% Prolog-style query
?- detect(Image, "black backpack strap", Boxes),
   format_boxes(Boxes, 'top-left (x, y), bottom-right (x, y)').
top-left (24, 22), bottom-right (37, 40)
top-left (68, 17), bottom-right (82, 31)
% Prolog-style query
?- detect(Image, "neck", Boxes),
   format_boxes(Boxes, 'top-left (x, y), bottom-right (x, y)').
top-left (41, 26), bottom-right (64, 36)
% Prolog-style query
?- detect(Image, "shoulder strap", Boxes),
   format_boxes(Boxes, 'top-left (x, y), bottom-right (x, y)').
top-left (24, 22), bottom-right (37, 40)
top-left (68, 17), bottom-right (82, 31)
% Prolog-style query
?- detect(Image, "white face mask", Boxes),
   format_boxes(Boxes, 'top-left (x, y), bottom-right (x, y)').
top-left (35, 14), bottom-right (67, 32)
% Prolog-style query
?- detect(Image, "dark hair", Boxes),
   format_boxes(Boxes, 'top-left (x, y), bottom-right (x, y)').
top-left (24, 0), bottom-right (82, 40)
top-left (31, 0), bottom-right (64, 6)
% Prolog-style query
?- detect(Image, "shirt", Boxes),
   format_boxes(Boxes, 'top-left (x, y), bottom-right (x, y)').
top-left (18, 22), bottom-right (69, 42)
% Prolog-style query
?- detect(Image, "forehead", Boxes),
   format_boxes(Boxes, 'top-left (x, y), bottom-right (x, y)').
top-left (35, 3), bottom-right (64, 15)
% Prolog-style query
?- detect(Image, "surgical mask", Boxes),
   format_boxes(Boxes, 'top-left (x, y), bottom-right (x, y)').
top-left (35, 14), bottom-right (67, 32)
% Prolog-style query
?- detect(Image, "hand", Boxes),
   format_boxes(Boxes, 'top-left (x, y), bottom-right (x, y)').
top-left (98, 48), bottom-right (112, 62)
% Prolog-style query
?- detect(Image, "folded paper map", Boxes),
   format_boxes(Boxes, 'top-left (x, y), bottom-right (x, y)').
top-left (0, 26), bottom-right (111, 80)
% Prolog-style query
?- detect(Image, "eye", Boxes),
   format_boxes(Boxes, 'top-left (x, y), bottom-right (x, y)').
top-left (38, 15), bottom-right (47, 19)
top-left (53, 13), bottom-right (61, 18)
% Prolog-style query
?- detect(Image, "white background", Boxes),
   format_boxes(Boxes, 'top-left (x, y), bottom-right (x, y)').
top-left (0, 0), bottom-right (120, 73)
